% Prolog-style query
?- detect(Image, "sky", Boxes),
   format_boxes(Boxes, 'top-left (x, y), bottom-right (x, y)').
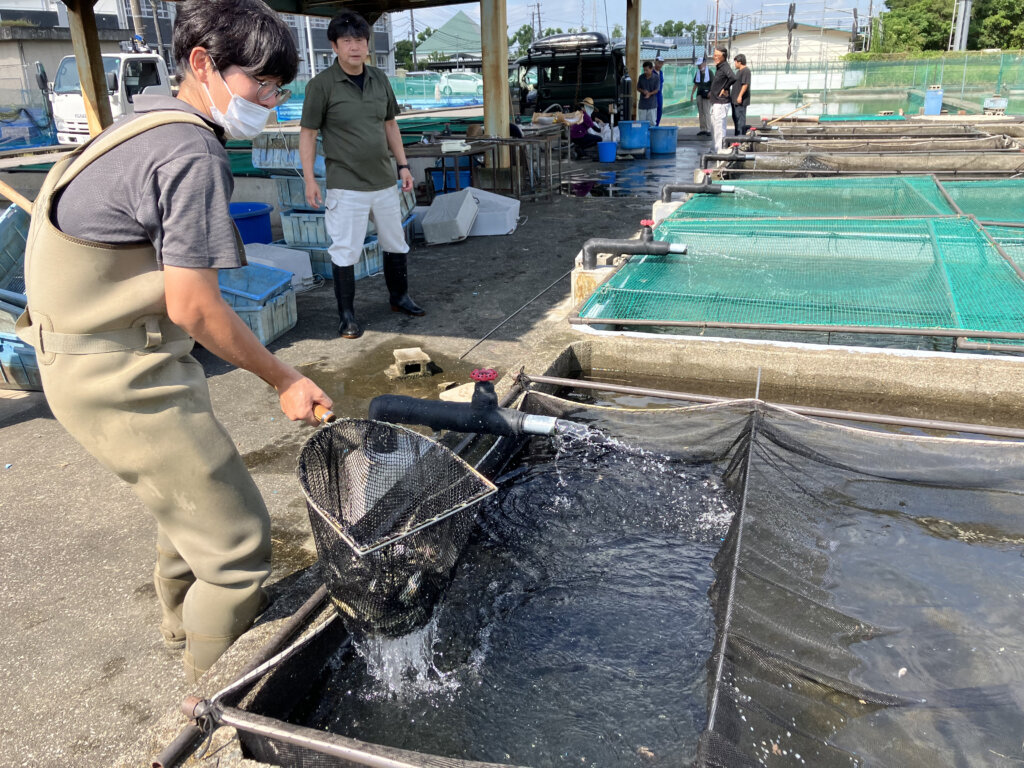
top-left (393, 0), bottom-right (875, 41)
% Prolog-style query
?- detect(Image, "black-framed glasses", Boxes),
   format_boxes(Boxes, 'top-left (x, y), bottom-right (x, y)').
top-left (253, 77), bottom-right (291, 107)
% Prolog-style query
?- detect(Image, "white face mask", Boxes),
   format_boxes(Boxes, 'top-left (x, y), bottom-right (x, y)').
top-left (584, 105), bottom-right (594, 115)
top-left (203, 69), bottom-right (272, 140)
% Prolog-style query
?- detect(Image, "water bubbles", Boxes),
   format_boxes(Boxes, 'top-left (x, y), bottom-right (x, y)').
top-left (353, 616), bottom-right (461, 700)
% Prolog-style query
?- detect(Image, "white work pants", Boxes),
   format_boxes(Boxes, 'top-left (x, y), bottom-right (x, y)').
top-left (325, 186), bottom-right (409, 268)
top-left (711, 102), bottom-right (730, 152)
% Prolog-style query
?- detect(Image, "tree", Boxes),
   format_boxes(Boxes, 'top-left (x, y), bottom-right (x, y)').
top-left (395, 39), bottom-right (415, 70)
top-left (969, 0), bottom-right (1024, 48)
top-left (416, 26), bottom-right (434, 45)
top-left (641, 19), bottom-right (653, 37)
top-left (509, 23), bottom-right (534, 57)
top-left (542, 27), bottom-right (564, 37)
top-left (655, 20), bottom-right (687, 37)
top-left (875, 0), bottom-right (954, 51)
top-left (612, 23), bottom-right (623, 38)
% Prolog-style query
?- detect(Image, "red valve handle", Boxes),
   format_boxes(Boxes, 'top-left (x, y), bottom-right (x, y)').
top-left (640, 219), bottom-right (654, 227)
top-left (471, 368), bottom-right (498, 382)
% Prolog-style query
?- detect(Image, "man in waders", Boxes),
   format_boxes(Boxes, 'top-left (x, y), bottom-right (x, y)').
top-left (299, 11), bottom-right (423, 340)
top-left (16, 0), bottom-right (332, 683)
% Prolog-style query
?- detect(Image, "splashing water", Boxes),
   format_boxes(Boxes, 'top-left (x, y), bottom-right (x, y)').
top-left (352, 616), bottom-right (461, 700)
top-left (732, 187), bottom-right (777, 203)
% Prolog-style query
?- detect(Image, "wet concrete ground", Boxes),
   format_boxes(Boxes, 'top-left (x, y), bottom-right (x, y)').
top-left (0, 135), bottom-right (711, 767)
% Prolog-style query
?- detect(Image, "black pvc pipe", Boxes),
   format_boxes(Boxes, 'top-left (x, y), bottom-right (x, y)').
top-left (580, 238), bottom-right (683, 271)
top-left (660, 182), bottom-right (740, 201)
top-left (369, 393), bottom-right (529, 436)
top-left (702, 151), bottom-right (749, 163)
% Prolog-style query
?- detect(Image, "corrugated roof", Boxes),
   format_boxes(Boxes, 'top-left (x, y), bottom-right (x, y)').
top-left (416, 10), bottom-right (482, 58)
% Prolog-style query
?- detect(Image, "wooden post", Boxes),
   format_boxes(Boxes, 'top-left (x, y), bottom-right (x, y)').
top-left (626, 0), bottom-right (641, 120)
top-left (480, 0), bottom-right (510, 165)
top-left (64, 0), bottom-right (113, 136)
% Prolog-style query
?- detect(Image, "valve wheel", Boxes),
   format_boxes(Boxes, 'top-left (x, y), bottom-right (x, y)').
top-left (471, 368), bottom-right (498, 382)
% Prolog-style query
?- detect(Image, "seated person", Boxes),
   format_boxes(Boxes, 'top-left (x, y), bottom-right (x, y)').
top-left (569, 96), bottom-right (605, 157)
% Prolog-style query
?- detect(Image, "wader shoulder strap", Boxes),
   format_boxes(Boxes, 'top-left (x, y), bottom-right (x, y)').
top-left (54, 111), bottom-right (213, 193)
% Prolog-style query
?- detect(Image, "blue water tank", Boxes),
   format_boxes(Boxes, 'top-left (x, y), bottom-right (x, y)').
top-left (924, 87), bottom-right (943, 116)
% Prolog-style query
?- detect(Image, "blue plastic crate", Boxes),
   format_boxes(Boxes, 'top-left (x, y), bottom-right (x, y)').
top-left (0, 332), bottom-right (40, 391)
top-left (219, 263), bottom-right (293, 304)
top-left (0, 204), bottom-right (29, 295)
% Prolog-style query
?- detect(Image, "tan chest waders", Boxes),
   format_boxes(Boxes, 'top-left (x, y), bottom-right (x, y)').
top-left (17, 111), bottom-right (271, 683)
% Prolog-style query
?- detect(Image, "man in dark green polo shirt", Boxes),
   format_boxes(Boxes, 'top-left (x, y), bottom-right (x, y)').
top-left (299, 11), bottom-right (423, 340)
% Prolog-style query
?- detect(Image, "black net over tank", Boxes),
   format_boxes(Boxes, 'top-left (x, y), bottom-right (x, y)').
top-left (235, 399), bottom-right (1024, 767)
top-left (298, 419), bottom-right (496, 637)
top-left (524, 394), bottom-right (1024, 767)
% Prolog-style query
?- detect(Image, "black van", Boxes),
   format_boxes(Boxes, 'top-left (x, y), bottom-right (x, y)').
top-left (512, 33), bottom-right (626, 120)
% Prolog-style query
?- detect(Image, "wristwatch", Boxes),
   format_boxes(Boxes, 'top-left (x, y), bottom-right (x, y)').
top-left (397, 164), bottom-right (410, 171)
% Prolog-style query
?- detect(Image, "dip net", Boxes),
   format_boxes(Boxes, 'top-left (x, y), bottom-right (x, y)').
top-left (297, 419), bottom-right (496, 637)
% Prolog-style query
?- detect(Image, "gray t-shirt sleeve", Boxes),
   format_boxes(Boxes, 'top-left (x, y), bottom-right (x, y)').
top-left (142, 152), bottom-right (242, 269)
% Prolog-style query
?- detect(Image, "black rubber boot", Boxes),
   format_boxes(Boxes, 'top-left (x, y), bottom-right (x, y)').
top-left (383, 251), bottom-right (425, 316)
top-left (331, 263), bottom-right (363, 339)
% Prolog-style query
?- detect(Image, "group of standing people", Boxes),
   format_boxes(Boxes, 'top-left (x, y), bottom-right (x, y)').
top-left (690, 46), bottom-right (751, 151)
top-left (18, 0), bottom-right (420, 684)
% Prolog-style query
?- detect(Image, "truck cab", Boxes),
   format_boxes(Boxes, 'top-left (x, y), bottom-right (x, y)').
top-left (513, 33), bottom-right (625, 120)
top-left (50, 52), bottom-right (172, 145)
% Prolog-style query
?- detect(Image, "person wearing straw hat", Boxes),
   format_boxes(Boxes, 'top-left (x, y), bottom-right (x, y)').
top-left (16, 0), bottom-right (332, 684)
top-left (569, 96), bottom-right (605, 159)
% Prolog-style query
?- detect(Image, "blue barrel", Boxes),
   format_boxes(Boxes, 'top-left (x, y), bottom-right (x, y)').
top-left (619, 120), bottom-right (650, 150)
top-left (597, 141), bottom-right (617, 162)
top-left (649, 126), bottom-right (678, 154)
top-left (229, 202), bottom-right (274, 244)
top-left (924, 87), bottom-right (943, 116)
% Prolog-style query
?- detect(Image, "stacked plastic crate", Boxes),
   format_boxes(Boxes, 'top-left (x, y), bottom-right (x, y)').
top-left (253, 133), bottom-right (418, 281)
top-left (0, 204), bottom-right (40, 391)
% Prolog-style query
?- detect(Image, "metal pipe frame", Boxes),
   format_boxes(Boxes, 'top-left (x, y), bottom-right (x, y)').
top-left (522, 374), bottom-right (1024, 440)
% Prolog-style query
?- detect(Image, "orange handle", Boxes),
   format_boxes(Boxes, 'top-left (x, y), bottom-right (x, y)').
top-left (314, 404), bottom-right (335, 423)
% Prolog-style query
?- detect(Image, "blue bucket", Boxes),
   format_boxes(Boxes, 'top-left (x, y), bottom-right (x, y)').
top-left (229, 202), bottom-right (274, 244)
top-left (597, 141), bottom-right (617, 162)
top-left (618, 121), bottom-right (650, 150)
top-left (649, 126), bottom-right (678, 154)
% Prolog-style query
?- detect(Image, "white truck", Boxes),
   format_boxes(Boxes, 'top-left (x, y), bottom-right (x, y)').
top-left (50, 52), bottom-right (172, 145)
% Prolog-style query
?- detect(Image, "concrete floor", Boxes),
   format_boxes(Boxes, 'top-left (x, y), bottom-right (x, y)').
top-left (0, 183), bottom-right (666, 767)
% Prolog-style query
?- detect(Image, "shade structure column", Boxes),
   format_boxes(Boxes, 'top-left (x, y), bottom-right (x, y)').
top-left (625, 0), bottom-right (641, 120)
top-left (480, 0), bottom-right (511, 165)
top-left (64, 0), bottom-right (114, 136)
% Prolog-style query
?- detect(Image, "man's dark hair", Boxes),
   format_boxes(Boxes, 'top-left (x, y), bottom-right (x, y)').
top-left (734, 53), bottom-right (747, 65)
top-left (715, 46), bottom-right (729, 58)
top-left (173, 0), bottom-right (297, 83)
top-left (328, 11), bottom-right (371, 42)
top-left (642, 60), bottom-right (654, 69)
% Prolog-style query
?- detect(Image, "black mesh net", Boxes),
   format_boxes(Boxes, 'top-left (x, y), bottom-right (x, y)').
top-left (297, 419), bottom-right (496, 637)
top-left (236, 400), bottom-right (1024, 767)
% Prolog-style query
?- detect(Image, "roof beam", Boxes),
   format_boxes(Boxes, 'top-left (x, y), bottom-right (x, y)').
top-left (64, 0), bottom-right (113, 136)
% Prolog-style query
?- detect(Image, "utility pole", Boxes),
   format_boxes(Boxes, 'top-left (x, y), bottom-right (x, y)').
top-left (149, 0), bottom-right (165, 64)
top-left (714, 0), bottom-right (719, 46)
top-left (128, 0), bottom-right (145, 40)
top-left (410, 9), bottom-right (418, 68)
top-left (305, 16), bottom-right (317, 77)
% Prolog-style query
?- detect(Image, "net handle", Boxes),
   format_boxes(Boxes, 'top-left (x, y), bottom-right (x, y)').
top-left (314, 404), bottom-right (335, 423)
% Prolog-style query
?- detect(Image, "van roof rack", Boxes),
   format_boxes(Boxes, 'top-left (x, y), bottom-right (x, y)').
top-left (529, 32), bottom-right (609, 54)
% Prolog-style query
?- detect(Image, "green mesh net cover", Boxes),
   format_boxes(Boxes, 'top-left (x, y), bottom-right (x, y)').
top-left (577, 217), bottom-right (1024, 340)
top-left (668, 177), bottom-right (955, 220)
top-left (941, 178), bottom-right (1024, 224)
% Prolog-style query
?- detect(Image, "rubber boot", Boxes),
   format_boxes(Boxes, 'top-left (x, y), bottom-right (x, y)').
top-left (332, 263), bottom-right (363, 339)
top-left (383, 252), bottom-right (425, 316)
top-left (182, 589), bottom-right (270, 684)
top-left (155, 568), bottom-right (194, 650)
